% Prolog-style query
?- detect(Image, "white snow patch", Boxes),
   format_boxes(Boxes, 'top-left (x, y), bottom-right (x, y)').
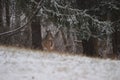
top-left (0, 46), bottom-right (120, 80)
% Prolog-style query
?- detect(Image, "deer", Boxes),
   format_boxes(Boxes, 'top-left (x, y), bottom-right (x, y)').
top-left (42, 30), bottom-right (54, 51)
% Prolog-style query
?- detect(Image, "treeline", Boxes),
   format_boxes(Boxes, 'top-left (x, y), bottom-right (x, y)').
top-left (0, 0), bottom-right (120, 59)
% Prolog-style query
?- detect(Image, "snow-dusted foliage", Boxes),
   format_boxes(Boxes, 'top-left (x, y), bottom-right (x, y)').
top-left (0, 46), bottom-right (120, 80)
top-left (3, 0), bottom-right (119, 40)
top-left (36, 0), bottom-right (120, 40)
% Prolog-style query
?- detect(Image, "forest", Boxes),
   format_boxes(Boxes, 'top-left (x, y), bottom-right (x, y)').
top-left (0, 0), bottom-right (120, 59)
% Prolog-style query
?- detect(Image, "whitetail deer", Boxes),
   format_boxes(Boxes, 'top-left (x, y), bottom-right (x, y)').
top-left (42, 30), bottom-right (54, 51)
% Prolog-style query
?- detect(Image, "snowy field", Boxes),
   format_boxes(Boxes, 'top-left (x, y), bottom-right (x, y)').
top-left (0, 46), bottom-right (120, 80)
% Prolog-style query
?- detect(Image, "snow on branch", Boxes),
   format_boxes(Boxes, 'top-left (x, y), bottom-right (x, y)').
top-left (99, 1), bottom-right (120, 10)
top-left (42, 0), bottom-right (114, 39)
top-left (43, 1), bottom-right (110, 26)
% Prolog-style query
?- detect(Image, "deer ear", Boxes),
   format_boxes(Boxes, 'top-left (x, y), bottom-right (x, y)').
top-left (46, 29), bottom-right (50, 33)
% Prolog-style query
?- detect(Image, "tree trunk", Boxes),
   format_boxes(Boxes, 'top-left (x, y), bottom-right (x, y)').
top-left (0, 0), bottom-right (9, 45)
top-left (4, 0), bottom-right (10, 44)
top-left (9, 0), bottom-right (20, 46)
top-left (31, 16), bottom-right (43, 50)
top-left (82, 37), bottom-right (98, 57)
top-left (0, 0), bottom-right (3, 44)
top-left (5, 0), bottom-right (10, 28)
top-left (0, 0), bottom-right (3, 32)
top-left (111, 9), bottom-right (120, 59)
top-left (112, 29), bottom-right (120, 59)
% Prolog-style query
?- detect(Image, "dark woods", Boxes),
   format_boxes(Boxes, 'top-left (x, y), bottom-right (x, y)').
top-left (0, 0), bottom-right (120, 59)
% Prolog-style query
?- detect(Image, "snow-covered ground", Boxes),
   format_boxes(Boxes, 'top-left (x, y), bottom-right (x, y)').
top-left (0, 46), bottom-right (120, 80)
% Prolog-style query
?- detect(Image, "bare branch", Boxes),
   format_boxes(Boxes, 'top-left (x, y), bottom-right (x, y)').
top-left (0, 0), bottom-right (44, 36)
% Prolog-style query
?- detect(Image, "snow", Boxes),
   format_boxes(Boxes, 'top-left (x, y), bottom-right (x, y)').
top-left (0, 46), bottom-right (120, 80)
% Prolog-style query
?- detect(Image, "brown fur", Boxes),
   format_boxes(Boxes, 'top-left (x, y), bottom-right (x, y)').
top-left (42, 30), bottom-right (54, 51)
